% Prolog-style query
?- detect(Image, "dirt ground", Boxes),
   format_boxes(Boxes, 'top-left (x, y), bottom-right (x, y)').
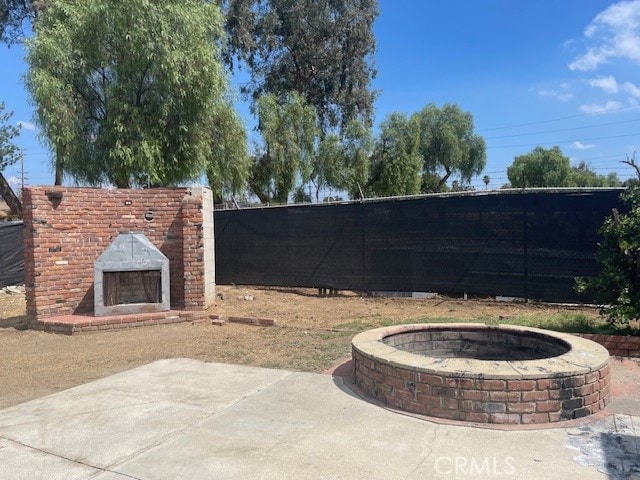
top-left (0, 285), bottom-right (602, 410)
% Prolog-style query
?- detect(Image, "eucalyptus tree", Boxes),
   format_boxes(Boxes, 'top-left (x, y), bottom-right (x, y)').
top-left (219, 0), bottom-right (378, 133)
top-left (27, 0), bottom-right (245, 188)
top-left (569, 161), bottom-right (620, 187)
top-left (0, 101), bottom-right (22, 213)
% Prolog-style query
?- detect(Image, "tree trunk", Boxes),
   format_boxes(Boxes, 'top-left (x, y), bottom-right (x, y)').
top-left (54, 162), bottom-right (63, 186)
top-left (0, 171), bottom-right (22, 215)
top-left (54, 146), bottom-right (63, 185)
top-left (436, 168), bottom-right (452, 192)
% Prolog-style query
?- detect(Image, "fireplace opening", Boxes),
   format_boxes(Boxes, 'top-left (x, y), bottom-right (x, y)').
top-left (94, 232), bottom-right (170, 316)
top-left (103, 270), bottom-right (162, 306)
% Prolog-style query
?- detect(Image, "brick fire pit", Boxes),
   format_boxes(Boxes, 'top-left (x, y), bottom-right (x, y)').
top-left (352, 324), bottom-right (610, 425)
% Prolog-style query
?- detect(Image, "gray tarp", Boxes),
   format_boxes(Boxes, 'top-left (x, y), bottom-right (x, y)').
top-left (0, 222), bottom-right (24, 288)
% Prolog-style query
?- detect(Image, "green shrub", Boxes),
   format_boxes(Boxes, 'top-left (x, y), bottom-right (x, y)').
top-left (576, 186), bottom-right (640, 326)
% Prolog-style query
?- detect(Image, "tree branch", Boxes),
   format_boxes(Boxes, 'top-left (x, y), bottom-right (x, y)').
top-left (621, 151), bottom-right (640, 181)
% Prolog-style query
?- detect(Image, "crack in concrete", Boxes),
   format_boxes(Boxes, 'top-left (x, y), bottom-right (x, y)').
top-left (404, 422), bottom-right (440, 479)
top-left (506, 360), bottom-right (524, 376)
top-left (0, 435), bottom-right (142, 480)
top-left (1, 371), bottom-right (296, 479)
top-left (99, 371), bottom-right (297, 472)
top-left (0, 400), bottom-right (160, 429)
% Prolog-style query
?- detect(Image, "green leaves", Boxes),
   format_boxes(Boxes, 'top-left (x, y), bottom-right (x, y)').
top-left (369, 113), bottom-right (422, 197)
top-left (507, 147), bottom-right (621, 188)
top-left (508, 146), bottom-right (571, 188)
top-left (250, 92), bottom-right (317, 203)
top-left (580, 186), bottom-right (640, 326)
top-left (205, 101), bottom-right (250, 202)
top-left (27, 0), bottom-right (241, 188)
top-left (415, 103), bottom-right (486, 193)
top-left (0, 102), bottom-right (20, 171)
top-left (221, 0), bottom-right (378, 133)
top-left (368, 103), bottom-right (486, 197)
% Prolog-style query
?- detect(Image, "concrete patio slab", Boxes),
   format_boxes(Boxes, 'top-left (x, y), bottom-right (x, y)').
top-left (0, 358), bottom-right (638, 480)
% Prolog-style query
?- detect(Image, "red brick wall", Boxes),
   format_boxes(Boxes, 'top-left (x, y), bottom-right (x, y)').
top-left (353, 348), bottom-right (610, 425)
top-left (23, 187), bottom-right (209, 320)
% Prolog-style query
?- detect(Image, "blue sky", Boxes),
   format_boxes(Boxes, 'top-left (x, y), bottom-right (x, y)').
top-left (1, 0), bottom-right (639, 192)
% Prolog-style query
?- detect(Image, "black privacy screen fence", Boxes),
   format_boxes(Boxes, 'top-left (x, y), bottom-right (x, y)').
top-left (214, 190), bottom-right (624, 303)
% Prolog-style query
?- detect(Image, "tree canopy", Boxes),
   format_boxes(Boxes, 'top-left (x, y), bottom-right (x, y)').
top-left (0, 0), bottom-right (38, 44)
top-left (507, 146), bottom-right (570, 188)
top-left (249, 92), bottom-right (318, 203)
top-left (368, 103), bottom-right (485, 197)
top-left (333, 120), bottom-right (373, 199)
top-left (310, 119), bottom-right (372, 201)
top-left (26, 0), bottom-right (245, 190)
top-left (368, 112), bottom-right (422, 197)
top-left (507, 146), bottom-right (620, 188)
top-left (205, 102), bottom-right (251, 203)
top-left (568, 161), bottom-right (620, 187)
top-left (416, 103), bottom-right (486, 193)
top-left (0, 101), bottom-right (20, 171)
top-left (219, 0), bottom-right (378, 133)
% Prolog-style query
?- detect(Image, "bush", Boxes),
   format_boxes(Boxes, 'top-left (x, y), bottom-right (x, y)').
top-left (577, 186), bottom-right (640, 326)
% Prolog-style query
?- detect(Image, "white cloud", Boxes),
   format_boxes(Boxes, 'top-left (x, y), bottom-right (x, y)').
top-left (586, 75), bottom-right (639, 97)
top-left (6, 176), bottom-right (19, 187)
top-left (569, 49), bottom-right (610, 71)
top-left (572, 141), bottom-right (596, 150)
top-left (569, 0), bottom-right (640, 71)
top-left (537, 89), bottom-right (573, 102)
top-left (579, 100), bottom-right (623, 114)
top-left (623, 81), bottom-right (640, 96)
top-left (16, 120), bottom-right (36, 131)
top-left (589, 75), bottom-right (618, 93)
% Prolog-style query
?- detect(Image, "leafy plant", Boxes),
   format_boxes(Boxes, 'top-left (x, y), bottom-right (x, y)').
top-left (0, 102), bottom-right (20, 171)
top-left (26, 0), bottom-right (242, 188)
top-left (576, 186), bottom-right (640, 327)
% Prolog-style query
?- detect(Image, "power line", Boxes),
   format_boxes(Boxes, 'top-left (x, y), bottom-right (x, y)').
top-left (479, 104), bottom-right (639, 132)
top-left (484, 118), bottom-right (640, 140)
top-left (488, 132), bottom-right (639, 150)
top-left (571, 153), bottom-right (628, 162)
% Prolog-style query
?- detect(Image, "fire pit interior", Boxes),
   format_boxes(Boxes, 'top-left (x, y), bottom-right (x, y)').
top-left (382, 328), bottom-right (571, 361)
top-left (94, 232), bottom-right (170, 316)
top-left (352, 324), bottom-right (610, 425)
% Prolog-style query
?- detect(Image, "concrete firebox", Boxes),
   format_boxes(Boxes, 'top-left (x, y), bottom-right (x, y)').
top-left (94, 232), bottom-right (170, 316)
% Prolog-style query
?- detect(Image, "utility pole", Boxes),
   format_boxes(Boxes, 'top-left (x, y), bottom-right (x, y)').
top-left (20, 151), bottom-right (24, 199)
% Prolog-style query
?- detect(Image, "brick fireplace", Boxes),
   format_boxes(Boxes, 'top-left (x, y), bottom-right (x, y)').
top-left (22, 187), bottom-right (215, 324)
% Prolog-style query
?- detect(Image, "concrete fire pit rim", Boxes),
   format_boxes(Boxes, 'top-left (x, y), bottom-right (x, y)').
top-left (351, 323), bottom-right (610, 380)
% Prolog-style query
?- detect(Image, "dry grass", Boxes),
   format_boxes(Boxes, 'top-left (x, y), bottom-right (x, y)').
top-left (0, 285), bottom-right (604, 410)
